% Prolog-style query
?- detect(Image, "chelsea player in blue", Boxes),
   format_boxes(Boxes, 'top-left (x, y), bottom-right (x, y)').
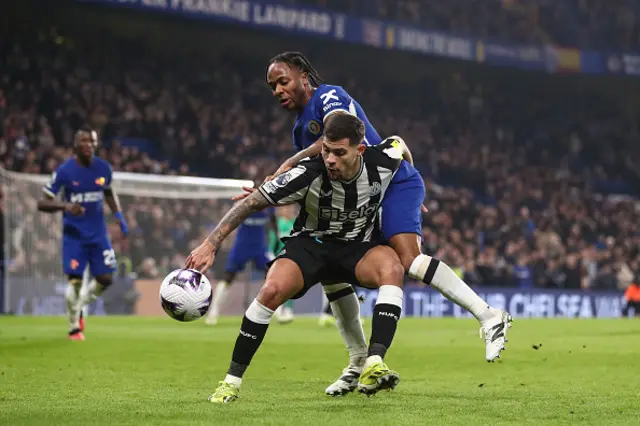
top-left (38, 126), bottom-right (128, 340)
top-left (205, 190), bottom-right (278, 325)
top-left (260, 52), bottom-right (512, 394)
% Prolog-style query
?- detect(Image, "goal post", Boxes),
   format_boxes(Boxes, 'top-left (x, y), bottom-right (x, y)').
top-left (0, 167), bottom-right (258, 316)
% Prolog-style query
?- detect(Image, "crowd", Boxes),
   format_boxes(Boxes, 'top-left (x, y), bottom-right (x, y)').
top-left (291, 0), bottom-right (640, 50)
top-left (1, 11), bottom-right (639, 290)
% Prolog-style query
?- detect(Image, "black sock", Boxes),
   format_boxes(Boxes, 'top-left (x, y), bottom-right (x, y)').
top-left (227, 315), bottom-right (269, 378)
top-left (368, 303), bottom-right (402, 359)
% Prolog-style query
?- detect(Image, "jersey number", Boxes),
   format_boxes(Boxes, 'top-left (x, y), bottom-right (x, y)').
top-left (103, 249), bottom-right (116, 268)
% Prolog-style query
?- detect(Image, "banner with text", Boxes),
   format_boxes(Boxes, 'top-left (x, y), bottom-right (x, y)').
top-left (356, 287), bottom-right (625, 319)
top-left (82, 0), bottom-right (640, 77)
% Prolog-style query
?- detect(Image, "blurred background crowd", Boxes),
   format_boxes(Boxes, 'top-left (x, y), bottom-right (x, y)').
top-left (1, 0), bottom-right (639, 292)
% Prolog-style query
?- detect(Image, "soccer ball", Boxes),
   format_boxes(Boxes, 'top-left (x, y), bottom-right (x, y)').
top-left (159, 269), bottom-right (212, 322)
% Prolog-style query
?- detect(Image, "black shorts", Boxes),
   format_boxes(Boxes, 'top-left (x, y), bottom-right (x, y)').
top-left (268, 236), bottom-right (378, 300)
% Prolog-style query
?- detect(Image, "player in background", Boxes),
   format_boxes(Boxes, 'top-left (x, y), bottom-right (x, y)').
top-left (38, 125), bottom-right (128, 340)
top-left (268, 205), bottom-right (297, 323)
top-left (204, 192), bottom-right (279, 325)
top-left (257, 52), bottom-right (512, 375)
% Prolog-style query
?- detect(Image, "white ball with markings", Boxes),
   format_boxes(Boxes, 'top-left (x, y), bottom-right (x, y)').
top-left (159, 269), bottom-right (212, 322)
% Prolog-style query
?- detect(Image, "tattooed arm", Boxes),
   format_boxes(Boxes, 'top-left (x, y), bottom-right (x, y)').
top-left (206, 190), bottom-right (272, 252)
top-left (185, 190), bottom-right (273, 272)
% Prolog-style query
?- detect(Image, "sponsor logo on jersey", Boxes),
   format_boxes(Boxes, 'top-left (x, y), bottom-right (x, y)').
top-left (369, 182), bottom-right (382, 196)
top-left (69, 191), bottom-right (104, 203)
top-left (319, 188), bottom-right (333, 197)
top-left (320, 89), bottom-right (339, 104)
top-left (95, 177), bottom-right (106, 186)
top-left (72, 181), bottom-right (80, 186)
top-left (70, 259), bottom-right (79, 270)
top-left (318, 203), bottom-right (379, 221)
top-left (244, 217), bottom-right (269, 226)
top-left (322, 101), bottom-right (343, 112)
top-left (308, 120), bottom-right (321, 135)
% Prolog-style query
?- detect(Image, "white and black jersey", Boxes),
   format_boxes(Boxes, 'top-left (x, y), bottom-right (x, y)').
top-left (259, 138), bottom-right (403, 242)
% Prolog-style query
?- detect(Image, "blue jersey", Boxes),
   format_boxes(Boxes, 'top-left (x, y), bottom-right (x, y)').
top-left (43, 157), bottom-right (113, 243)
top-left (292, 84), bottom-right (416, 182)
top-left (235, 209), bottom-right (274, 247)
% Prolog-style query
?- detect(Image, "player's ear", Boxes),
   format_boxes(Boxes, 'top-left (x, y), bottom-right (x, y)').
top-left (357, 143), bottom-right (366, 155)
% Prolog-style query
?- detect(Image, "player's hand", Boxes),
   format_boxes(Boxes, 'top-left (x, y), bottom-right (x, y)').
top-left (64, 203), bottom-right (85, 216)
top-left (231, 186), bottom-right (257, 201)
top-left (421, 204), bottom-right (429, 213)
top-left (185, 240), bottom-right (216, 273)
top-left (265, 165), bottom-right (293, 183)
top-left (115, 212), bottom-right (129, 237)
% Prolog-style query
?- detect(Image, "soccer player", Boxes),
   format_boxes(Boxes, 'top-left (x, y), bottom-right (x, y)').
top-left (204, 189), bottom-right (278, 325)
top-left (258, 52), bottom-right (512, 375)
top-left (38, 126), bottom-right (128, 340)
top-left (187, 115), bottom-right (406, 403)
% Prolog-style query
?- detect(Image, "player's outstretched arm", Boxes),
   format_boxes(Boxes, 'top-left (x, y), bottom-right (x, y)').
top-left (37, 194), bottom-right (84, 216)
top-left (267, 139), bottom-right (322, 183)
top-left (185, 191), bottom-right (272, 273)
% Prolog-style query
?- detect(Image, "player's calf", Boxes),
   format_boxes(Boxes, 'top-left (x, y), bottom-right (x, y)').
top-left (323, 282), bottom-right (368, 396)
top-left (210, 259), bottom-right (304, 403)
top-left (65, 276), bottom-right (83, 338)
top-left (354, 246), bottom-right (405, 395)
top-left (407, 252), bottom-right (512, 360)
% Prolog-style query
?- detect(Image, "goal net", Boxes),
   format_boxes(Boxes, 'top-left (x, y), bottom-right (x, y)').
top-left (0, 167), bottom-right (259, 316)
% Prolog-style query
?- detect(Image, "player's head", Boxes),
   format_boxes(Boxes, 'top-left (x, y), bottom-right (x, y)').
top-left (321, 114), bottom-right (365, 181)
top-left (74, 125), bottom-right (98, 162)
top-left (266, 51), bottom-right (322, 111)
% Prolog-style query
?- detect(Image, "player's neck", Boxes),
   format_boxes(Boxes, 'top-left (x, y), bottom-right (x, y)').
top-left (75, 155), bottom-right (93, 167)
top-left (297, 87), bottom-right (315, 111)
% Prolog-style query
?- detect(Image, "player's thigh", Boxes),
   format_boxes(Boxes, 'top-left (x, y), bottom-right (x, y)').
top-left (266, 237), bottom-right (328, 301)
top-left (87, 237), bottom-right (116, 277)
top-left (353, 244), bottom-right (404, 289)
top-left (380, 173), bottom-right (425, 241)
top-left (62, 238), bottom-right (88, 275)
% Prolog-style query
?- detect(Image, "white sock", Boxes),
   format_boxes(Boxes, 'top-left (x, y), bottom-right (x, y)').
top-left (224, 374), bottom-right (242, 388)
top-left (78, 279), bottom-right (101, 308)
top-left (207, 280), bottom-right (230, 319)
top-left (65, 281), bottom-right (82, 331)
top-left (409, 254), bottom-right (490, 322)
top-left (324, 283), bottom-right (368, 368)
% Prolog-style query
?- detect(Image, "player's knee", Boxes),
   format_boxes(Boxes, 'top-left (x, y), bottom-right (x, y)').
top-left (257, 280), bottom-right (287, 310)
top-left (68, 275), bottom-right (82, 288)
top-left (95, 275), bottom-right (113, 289)
top-left (381, 262), bottom-right (406, 286)
top-left (398, 253), bottom-right (418, 273)
top-left (369, 261), bottom-right (404, 287)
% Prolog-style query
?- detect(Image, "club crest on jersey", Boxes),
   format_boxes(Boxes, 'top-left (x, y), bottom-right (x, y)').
top-left (369, 182), bottom-right (382, 196)
top-left (95, 177), bottom-right (106, 186)
top-left (308, 120), bottom-right (321, 135)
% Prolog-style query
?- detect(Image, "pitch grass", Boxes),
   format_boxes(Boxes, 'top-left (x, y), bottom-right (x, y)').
top-left (1, 317), bottom-right (639, 426)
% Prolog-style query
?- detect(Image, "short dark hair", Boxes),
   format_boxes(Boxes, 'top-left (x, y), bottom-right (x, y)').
top-left (267, 52), bottom-right (323, 87)
top-left (323, 114), bottom-right (365, 146)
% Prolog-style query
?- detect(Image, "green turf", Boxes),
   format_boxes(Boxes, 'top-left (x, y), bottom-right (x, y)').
top-left (1, 316), bottom-right (639, 425)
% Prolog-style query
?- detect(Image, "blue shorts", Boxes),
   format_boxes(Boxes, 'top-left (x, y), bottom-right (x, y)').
top-left (380, 167), bottom-right (425, 241)
top-left (225, 242), bottom-right (273, 273)
top-left (63, 236), bottom-right (116, 277)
